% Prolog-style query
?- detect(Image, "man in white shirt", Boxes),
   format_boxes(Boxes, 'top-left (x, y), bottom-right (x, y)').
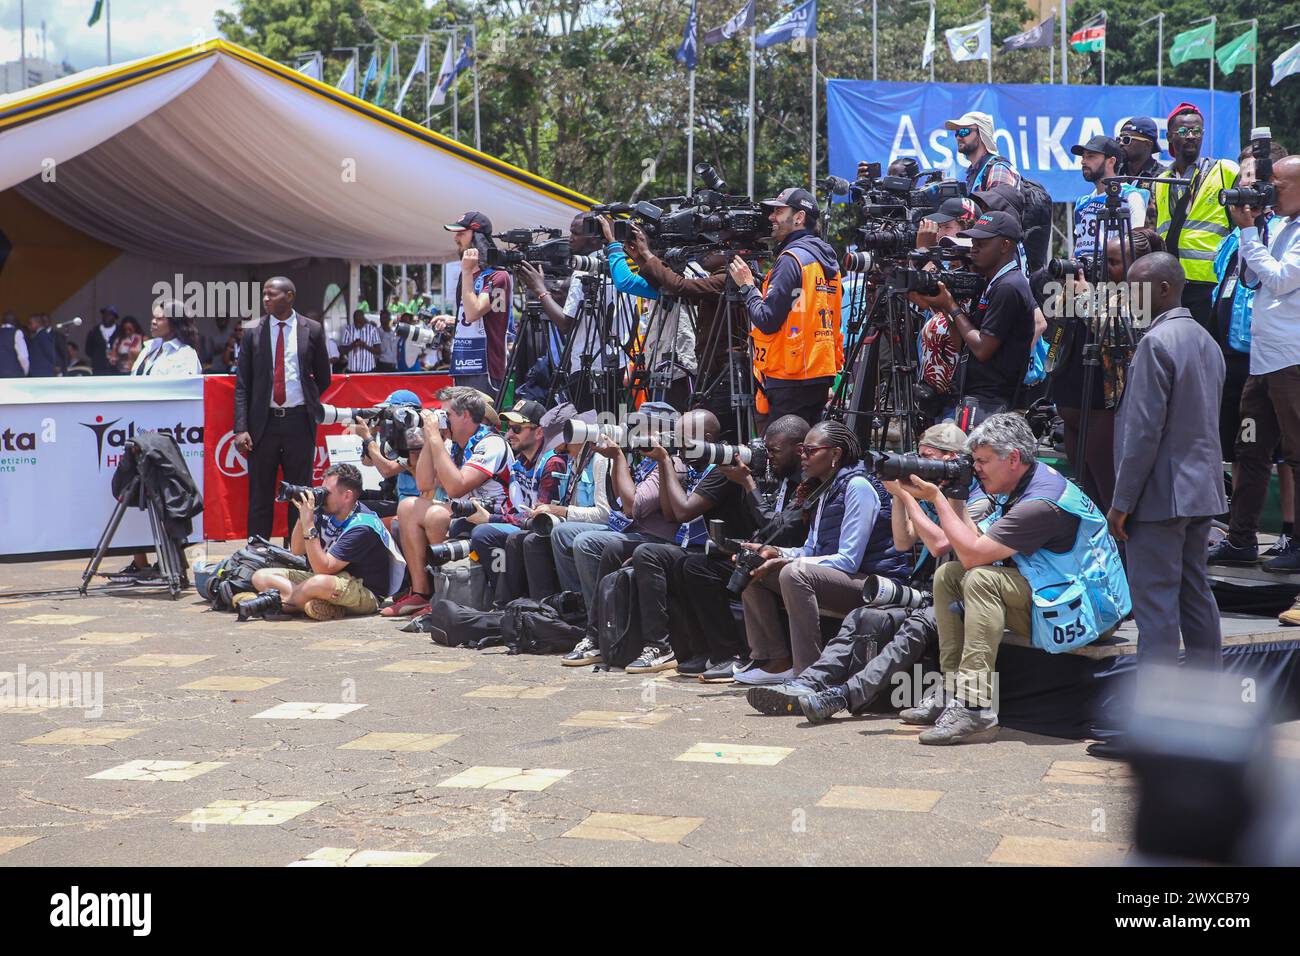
top-left (339, 311), bottom-right (382, 373)
top-left (1211, 156), bottom-right (1300, 573)
top-left (376, 311), bottom-right (399, 372)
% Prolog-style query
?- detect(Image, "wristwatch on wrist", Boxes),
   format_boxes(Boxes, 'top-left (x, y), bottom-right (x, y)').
top-left (739, 283), bottom-right (755, 296)
top-left (304, 526), bottom-right (320, 541)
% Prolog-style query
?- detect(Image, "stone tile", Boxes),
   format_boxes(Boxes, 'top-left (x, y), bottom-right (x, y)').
top-left (1042, 759), bottom-right (1135, 787)
top-left (175, 800), bottom-right (321, 826)
top-left (376, 659), bottom-right (474, 675)
top-left (674, 742), bottom-right (794, 766)
top-left (561, 710), bottom-right (671, 729)
top-left (58, 632), bottom-right (152, 646)
top-left (563, 812), bottom-right (704, 844)
top-left (180, 676), bottom-right (285, 692)
top-left (339, 732), bottom-right (459, 752)
top-left (307, 638), bottom-right (397, 651)
top-left (987, 835), bottom-right (1130, 866)
top-left (816, 785), bottom-right (943, 812)
top-left (0, 836), bottom-right (39, 856)
top-left (288, 847), bottom-right (438, 867)
top-left (20, 727), bottom-right (143, 746)
top-left (89, 759), bottom-right (228, 782)
top-left (10, 614), bottom-right (101, 626)
top-left (252, 702), bottom-right (366, 720)
top-left (117, 653), bottom-right (214, 668)
top-left (437, 766), bottom-right (572, 792)
top-left (463, 685), bottom-right (564, 700)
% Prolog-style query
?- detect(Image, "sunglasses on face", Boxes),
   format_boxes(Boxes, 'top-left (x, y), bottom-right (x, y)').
top-left (1173, 126), bottom-right (1204, 138)
top-left (797, 443), bottom-right (834, 458)
top-left (1118, 134), bottom-right (1152, 146)
top-left (954, 127), bottom-right (974, 139)
top-left (507, 423), bottom-right (531, 434)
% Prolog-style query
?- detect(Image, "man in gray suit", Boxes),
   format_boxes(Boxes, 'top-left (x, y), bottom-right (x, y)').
top-left (1109, 252), bottom-right (1228, 675)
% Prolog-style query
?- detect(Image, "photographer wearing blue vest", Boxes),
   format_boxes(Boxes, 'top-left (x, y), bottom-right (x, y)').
top-left (243, 464), bottom-right (406, 621)
top-left (736, 420), bottom-right (909, 686)
top-left (901, 413), bottom-right (1129, 745)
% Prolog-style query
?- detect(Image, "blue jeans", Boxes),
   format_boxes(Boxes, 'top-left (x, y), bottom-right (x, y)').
top-left (549, 522), bottom-right (606, 595)
top-left (469, 522), bottom-right (522, 599)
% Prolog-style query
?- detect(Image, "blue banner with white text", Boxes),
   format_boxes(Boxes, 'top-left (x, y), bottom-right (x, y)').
top-left (826, 79), bottom-right (1240, 201)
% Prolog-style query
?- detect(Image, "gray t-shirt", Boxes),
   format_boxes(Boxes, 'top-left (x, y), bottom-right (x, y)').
top-left (984, 499), bottom-right (1079, 555)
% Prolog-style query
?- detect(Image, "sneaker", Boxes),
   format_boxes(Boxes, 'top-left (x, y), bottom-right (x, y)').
top-left (918, 700), bottom-right (1000, 745)
top-left (674, 655), bottom-right (709, 677)
top-left (899, 689), bottom-right (949, 725)
top-left (746, 680), bottom-right (818, 715)
top-left (109, 561), bottom-right (156, 583)
top-left (1263, 533), bottom-right (1293, 557)
top-left (800, 687), bottom-right (850, 724)
top-left (1280, 599), bottom-right (1300, 627)
top-left (1206, 539), bottom-right (1258, 566)
top-left (561, 637), bottom-right (603, 666)
top-left (1262, 543), bottom-right (1300, 574)
top-left (733, 660), bottom-right (795, 686)
top-left (625, 646), bottom-right (677, 674)
top-left (380, 591), bottom-right (430, 617)
top-left (303, 599), bottom-right (345, 621)
top-left (699, 657), bottom-right (745, 683)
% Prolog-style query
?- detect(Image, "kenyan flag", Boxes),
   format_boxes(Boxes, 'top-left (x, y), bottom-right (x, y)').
top-left (1070, 13), bottom-right (1106, 54)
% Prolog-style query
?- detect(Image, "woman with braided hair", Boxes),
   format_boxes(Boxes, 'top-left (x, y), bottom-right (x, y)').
top-left (735, 419), bottom-right (911, 684)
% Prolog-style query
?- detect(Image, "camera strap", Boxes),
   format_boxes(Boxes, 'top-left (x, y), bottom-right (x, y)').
top-left (1162, 158), bottom-right (1212, 257)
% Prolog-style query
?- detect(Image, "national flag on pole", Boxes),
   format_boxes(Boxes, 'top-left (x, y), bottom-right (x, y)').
top-left (1003, 15), bottom-right (1056, 53)
top-left (87, 0), bottom-right (104, 27)
top-left (297, 56), bottom-right (322, 80)
top-left (360, 50), bottom-right (378, 100)
top-left (1069, 12), bottom-right (1106, 53)
top-left (375, 47), bottom-right (394, 103)
top-left (922, 4), bottom-right (936, 68)
top-left (946, 17), bottom-right (991, 63)
top-left (1272, 39), bottom-right (1300, 87)
top-left (756, 0), bottom-right (817, 50)
top-left (704, 0), bottom-right (755, 46)
top-left (336, 57), bottom-right (357, 95)
top-left (429, 39), bottom-right (455, 106)
top-left (676, 0), bottom-right (699, 69)
top-left (453, 34), bottom-right (472, 75)
top-left (1170, 23), bottom-right (1216, 66)
top-left (395, 38), bottom-right (427, 113)
top-left (1215, 27), bottom-right (1256, 75)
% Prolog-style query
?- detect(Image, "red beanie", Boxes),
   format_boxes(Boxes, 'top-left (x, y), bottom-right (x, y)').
top-left (1167, 102), bottom-right (1202, 126)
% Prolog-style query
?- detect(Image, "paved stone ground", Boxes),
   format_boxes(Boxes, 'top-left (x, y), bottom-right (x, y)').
top-left (0, 545), bottom-right (1293, 868)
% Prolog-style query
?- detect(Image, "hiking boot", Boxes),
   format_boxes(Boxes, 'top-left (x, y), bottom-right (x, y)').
top-left (1262, 541), bottom-right (1300, 574)
top-left (1280, 598), bottom-right (1300, 628)
top-left (1263, 533), bottom-right (1293, 557)
top-left (746, 679), bottom-right (818, 716)
top-left (303, 599), bottom-right (345, 622)
top-left (1206, 539), bottom-right (1258, 566)
top-left (799, 686), bottom-right (850, 724)
top-left (625, 646), bottom-right (677, 674)
top-left (674, 655), bottom-right (709, 677)
top-left (899, 688), bottom-right (949, 725)
top-left (380, 591), bottom-right (430, 617)
top-left (699, 656), bottom-right (745, 683)
top-left (918, 700), bottom-right (1000, 745)
top-left (561, 636), bottom-right (603, 666)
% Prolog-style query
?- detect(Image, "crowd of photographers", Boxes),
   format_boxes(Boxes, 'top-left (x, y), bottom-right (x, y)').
top-left (222, 105), bottom-right (1300, 747)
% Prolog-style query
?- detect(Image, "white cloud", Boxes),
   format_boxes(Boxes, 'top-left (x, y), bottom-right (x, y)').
top-left (0, 0), bottom-right (222, 70)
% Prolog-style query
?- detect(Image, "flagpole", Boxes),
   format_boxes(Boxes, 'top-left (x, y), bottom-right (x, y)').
top-left (1059, 0), bottom-right (1067, 84)
top-left (472, 26), bottom-right (482, 151)
top-left (1140, 14), bottom-right (1162, 88)
top-left (986, 4), bottom-right (992, 85)
top-left (1227, 18), bottom-right (1259, 128)
top-left (424, 35), bottom-right (431, 129)
top-left (451, 28), bottom-right (459, 140)
top-left (872, 0), bottom-right (878, 81)
top-left (19, 0), bottom-right (25, 89)
top-left (1101, 12), bottom-right (1106, 85)
top-left (687, 65), bottom-right (696, 193)
top-left (106, 0), bottom-right (112, 64)
top-left (1050, 43), bottom-right (1054, 84)
top-left (748, 25), bottom-right (756, 197)
top-left (811, 35), bottom-right (818, 193)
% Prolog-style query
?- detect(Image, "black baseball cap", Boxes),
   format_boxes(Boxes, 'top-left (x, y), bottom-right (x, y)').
top-left (928, 197), bottom-right (981, 225)
top-left (501, 400), bottom-right (547, 426)
top-left (1071, 135), bottom-right (1124, 162)
top-left (445, 211), bottom-right (493, 233)
top-left (959, 211), bottom-right (1023, 242)
top-left (761, 187), bottom-right (818, 217)
top-left (1119, 117), bottom-right (1158, 142)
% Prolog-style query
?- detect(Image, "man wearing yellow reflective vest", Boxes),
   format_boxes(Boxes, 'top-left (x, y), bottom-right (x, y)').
top-left (1151, 103), bottom-right (1239, 335)
top-left (728, 187), bottom-right (844, 429)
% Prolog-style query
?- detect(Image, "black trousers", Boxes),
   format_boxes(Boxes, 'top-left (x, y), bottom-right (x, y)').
top-left (629, 543), bottom-right (702, 656)
top-left (247, 407), bottom-right (315, 539)
top-left (764, 380), bottom-right (829, 429)
top-left (800, 605), bottom-right (940, 713)
top-left (670, 551), bottom-right (750, 663)
top-left (494, 531), bottom-right (564, 606)
top-left (1181, 281), bottom-right (1217, 338)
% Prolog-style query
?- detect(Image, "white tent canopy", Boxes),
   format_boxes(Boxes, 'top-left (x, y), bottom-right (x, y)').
top-left (0, 40), bottom-right (591, 265)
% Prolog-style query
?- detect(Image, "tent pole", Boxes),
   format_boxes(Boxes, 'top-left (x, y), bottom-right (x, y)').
top-left (349, 262), bottom-right (361, 314)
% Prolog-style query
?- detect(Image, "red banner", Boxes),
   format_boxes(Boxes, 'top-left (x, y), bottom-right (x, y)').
top-left (203, 373), bottom-right (453, 541)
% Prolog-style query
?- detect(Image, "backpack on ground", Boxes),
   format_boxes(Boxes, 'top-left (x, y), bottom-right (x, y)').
top-left (204, 536), bottom-right (308, 612)
top-left (494, 593), bottom-right (587, 655)
top-left (592, 566), bottom-right (643, 669)
top-left (404, 598), bottom-right (503, 647)
top-left (429, 554), bottom-right (488, 610)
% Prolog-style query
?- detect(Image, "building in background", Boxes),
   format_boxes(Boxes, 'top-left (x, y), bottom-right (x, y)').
top-left (1, 58), bottom-right (75, 94)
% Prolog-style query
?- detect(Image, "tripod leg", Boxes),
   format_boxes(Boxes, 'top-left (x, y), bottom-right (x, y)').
top-left (145, 494), bottom-right (184, 598)
top-left (80, 493), bottom-right (134, 595)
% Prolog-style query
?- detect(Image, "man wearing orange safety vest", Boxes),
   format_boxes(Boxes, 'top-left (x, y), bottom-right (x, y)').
top-left (728, 187), bottom-right (844, 428)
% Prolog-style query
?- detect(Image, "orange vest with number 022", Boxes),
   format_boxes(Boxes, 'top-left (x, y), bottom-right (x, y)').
top-left (753, 247), bottom-right (844, 382)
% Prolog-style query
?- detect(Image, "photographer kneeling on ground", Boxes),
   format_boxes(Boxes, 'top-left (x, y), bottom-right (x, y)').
top-left (900, 413), bottom-right (1129, 745)
top-left (736, 420), bottom-right (909, 685)
top-left (747, 423), bottom-right (993, 721)
top-left (242, 464), bottom-right (406, 621)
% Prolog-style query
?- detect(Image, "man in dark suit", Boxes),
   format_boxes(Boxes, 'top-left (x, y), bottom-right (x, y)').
top-left (234, 277), bottom-right (332, 539)
top-left (85, 306), bottom-right (122, 375)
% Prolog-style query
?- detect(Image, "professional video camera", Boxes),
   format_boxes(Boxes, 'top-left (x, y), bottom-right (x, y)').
top-left (486, 227), bottom-right (573, 276)
top-left (849, 162), bottom-right (967, 223)
top-left (636, 164), bottom-right (772, 263)
top-left (277, 481), bottom-right (326, 507)
top-left (870, 450), bottom-right (974, 500)
top-left (1220, 127), bottom-right (1276, 209)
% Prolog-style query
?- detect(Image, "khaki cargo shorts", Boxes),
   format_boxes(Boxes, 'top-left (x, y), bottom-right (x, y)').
top-left (280, 569), bottom-right (379, 615)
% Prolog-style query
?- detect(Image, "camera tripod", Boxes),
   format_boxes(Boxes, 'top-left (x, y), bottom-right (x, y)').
top-left (689, 271), bottom-right (757, 443)
top-left (545, 265), bottom-right (640, 418)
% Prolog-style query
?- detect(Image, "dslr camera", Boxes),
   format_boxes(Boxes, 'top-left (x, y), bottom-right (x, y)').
top-left (394, 294), bottom-right (452, 353)
top-left (1220, 127), bottom-right (1276, 209)
top-left (680, 438), bottom-right (768, 472)
top-left (870, 450), bottom-right (974, 500)
top-left (319, 402), bottom-right (425, 457)
top-left (277, 481), bottom-right (326, 507)
top-left (705, 519), bottom-right (769, 597)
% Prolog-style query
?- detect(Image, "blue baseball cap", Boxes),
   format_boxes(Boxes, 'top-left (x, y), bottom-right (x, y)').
top-left (385, 389), bottom-right (422, 407)
top-left (1119, 117), bottom-right (1159, 142)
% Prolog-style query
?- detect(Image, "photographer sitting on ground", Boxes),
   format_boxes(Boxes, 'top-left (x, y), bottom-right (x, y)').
top-left (898, 413), bottom-right (1129, 745)
top-left (746, 423), bottom-right (992, 720)
top-left (242, 464), bottom-right (405, 621)
top-left (736, 420), bottom-right (909, 686)
top-left (381, 388), bottom-right (512, 618)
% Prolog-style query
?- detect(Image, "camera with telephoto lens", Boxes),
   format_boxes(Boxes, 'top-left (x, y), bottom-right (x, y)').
top-left (487, 228), bottom-right (573, 277)
top-left (277, 481), bottom-right (326, 506)
top-left (570, 249), bottom-right (607, 273)
top-left (1048, 257), bottom-right (1088, 280)
top-left (318, 404), bottom-right (384, 426)
top-left (444, 498), bottom-right (488, 520)
top-left (563, 417), bottom-right (676, 452)
top-left (1220, 127), bottom-right (1276, 208)
top-left (871, 450), bottom-right (974, 500)
top-left (681, 439), bottom-right (768, 473)
top-left (426, 539), bottom-right (473, 566)
top-left (862, 574), bottom-right (930, 610)
top-left (395, 295), bottom-right (452, 352)
top-left (523, 510), bottom-right (561, 537)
